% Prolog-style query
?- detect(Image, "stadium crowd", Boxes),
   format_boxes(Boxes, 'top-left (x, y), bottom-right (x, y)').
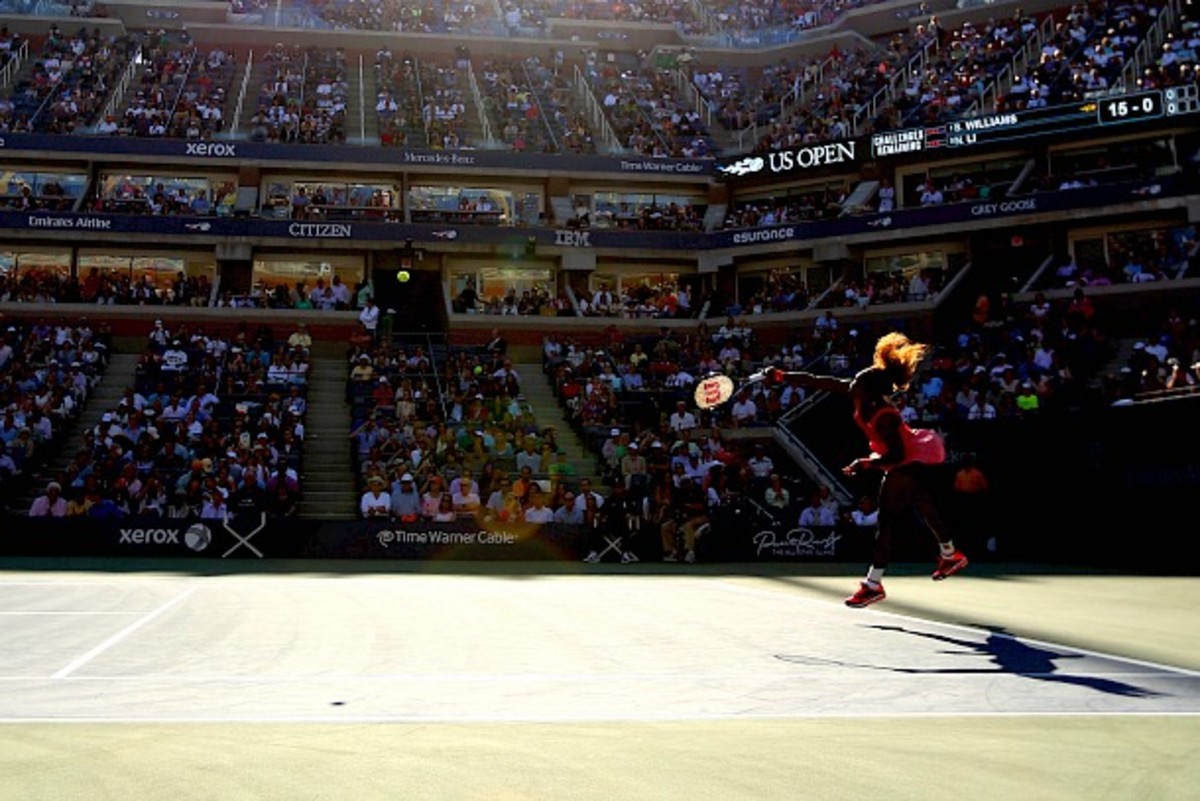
top-left (25, 320), bottom-right (309, 519)
top-left (0, 316), bottom-right (107, 510)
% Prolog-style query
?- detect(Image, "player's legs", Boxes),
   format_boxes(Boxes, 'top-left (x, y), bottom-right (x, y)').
top-left (847, 472), bottom-right (902, 607)
top-left (907, 464), bottom-right (969, 579)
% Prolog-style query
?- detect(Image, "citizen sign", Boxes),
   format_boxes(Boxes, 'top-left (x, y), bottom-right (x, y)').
top-left (288, 222), bottom-right (352, 238)
top-left (185, 142), bottom-right (237, 157)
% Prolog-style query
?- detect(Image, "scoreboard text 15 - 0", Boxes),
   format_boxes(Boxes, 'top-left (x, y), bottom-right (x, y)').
top-left (870, 86), bottom-right (1199, 159)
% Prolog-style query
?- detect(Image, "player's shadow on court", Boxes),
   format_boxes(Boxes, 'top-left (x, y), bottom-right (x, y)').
top-left (864, 624), bottom-right (1161, 698)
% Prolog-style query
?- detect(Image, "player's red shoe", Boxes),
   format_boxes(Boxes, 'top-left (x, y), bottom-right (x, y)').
top-left (845, 581), bottom-right (886, 608)
top-left (932, 550), bottom-right (969, 581)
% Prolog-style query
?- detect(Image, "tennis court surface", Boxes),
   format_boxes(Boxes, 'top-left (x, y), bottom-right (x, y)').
top-left (2, 560), bottom-right (1198, 799)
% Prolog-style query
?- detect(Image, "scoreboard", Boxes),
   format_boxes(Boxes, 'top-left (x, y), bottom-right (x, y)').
top-left (870, 85), bottom-right (1200, 159)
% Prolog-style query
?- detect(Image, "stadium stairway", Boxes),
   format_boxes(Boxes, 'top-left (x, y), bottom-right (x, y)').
top-left (514, 362), bottom-right (598, 483)
top-left (298, 353), bottom-right (357, 520)
top-left (13, 352), bottom-right (141, 513)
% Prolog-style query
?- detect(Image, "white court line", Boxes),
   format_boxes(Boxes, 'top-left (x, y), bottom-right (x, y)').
top-left (0, 612), bottom-right (138, 616)
top-left (49, 587), bottom-right (198, 680)
top-left (0, 581), bottom-right (131, 585)
top-left (0, 670), bottom-right (1191, 683)
top-left (712, 580), bottom-right (1200, 678)
top-left (1, 710), bottom-right (1199, 725)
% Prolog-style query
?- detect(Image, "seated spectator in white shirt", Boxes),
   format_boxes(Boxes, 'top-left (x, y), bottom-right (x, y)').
top-left (29, 481), bottom-right (67, 517)
top-left (850, 495), bottom-right (879, 527)
top-left (798, 490), bottom-right (837, 528)
top-left (919, 180), bottom-right (944, 206)
top-left (524, 489), bottom-right (555, 523)
top-left (730, 392), bottom-right (758, 427)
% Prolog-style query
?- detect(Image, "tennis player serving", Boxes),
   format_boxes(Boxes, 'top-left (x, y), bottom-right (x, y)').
top-left (699, 332), bottom-right (968, 608)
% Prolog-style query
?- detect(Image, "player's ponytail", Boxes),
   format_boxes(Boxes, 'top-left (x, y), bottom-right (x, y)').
top-left (873, 332), bottom-right (929, 390)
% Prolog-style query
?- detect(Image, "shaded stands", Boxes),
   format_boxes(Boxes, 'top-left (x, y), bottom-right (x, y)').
top-left (524, 55), bottom-right (600, 155)
top-left (470, 55), bottom-right (602, 155)
top-left (247, 43), bottom-right (347, 145)
top-left (37, 322), bottom-right (309, 519)
top-left (301, 0), bottom-right (500, 34)
top-left (696, 58), bottom-right (813, 134)
top-left (543, 326), bottom-right (832, 562)
top-left (737, 44), bottom-right (896, 151)
top-left (590, 54), bottom-right (716, 158)
top-left (994, 2), bottom-right (1152, 114)
top-left (543, 323), bottom-right (780, 479)
top-left (419, 57), bottom-right (472, 150)
top-left (347, 333), bottom-right (576, 522)
top-left (1030, 222), bottom-right (1196, 291)
top-left (107, 29), bottom-right (197, 137)
top-left (477, 57), bottom-right (559, 154)
top-left (1100, 299), bottom-right (1200, 403)
top-left (367, 52), bottom-right (476, 150)
top-left (0, 24), bottom-right (135, 135)
top-left (107, 31), bottom-right (237, 140)
top-left (0, 318), bottom-right (108, 511)
top-left (372, 48), bottom-right (425, 148)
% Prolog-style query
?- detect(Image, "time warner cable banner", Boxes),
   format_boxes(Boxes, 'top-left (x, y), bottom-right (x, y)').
top-left (0, 515), bottom-right (591, 561)
top-left (0, 515), bottom-right (873, 562)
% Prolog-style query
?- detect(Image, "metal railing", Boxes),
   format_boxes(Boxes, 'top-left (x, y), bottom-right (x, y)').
top-left (0, 39), bottom-right (28, 90)
top-left (357, 52), bottom-right (366, 144)
top-left (852, 35), bottom-right (939, 136)
top-left (226, 49), bottom-right (255, 139)
top-left (971, 13), bottom-right (1053, 116)
top-left (465, 59), bottom-right (495, 147)
top-left (1120, 0), bottom-right (1182, 92)
top-left (92, 46), bottom-right (143, 132)
top-left (521, 58), bottom-right (560, 153)
top-left (572, 64), bottom-right (623, 154)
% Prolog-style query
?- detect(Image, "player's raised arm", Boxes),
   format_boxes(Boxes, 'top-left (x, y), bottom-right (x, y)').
top-left (765, 367), bottom-right (852, 394)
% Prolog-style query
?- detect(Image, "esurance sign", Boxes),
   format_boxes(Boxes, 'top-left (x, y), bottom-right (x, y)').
top-left (720, 142), bottom-right (857, 178)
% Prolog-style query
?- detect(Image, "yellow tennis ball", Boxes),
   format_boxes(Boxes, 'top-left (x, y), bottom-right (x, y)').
top-left (396, 269), bottom-right (411, 282)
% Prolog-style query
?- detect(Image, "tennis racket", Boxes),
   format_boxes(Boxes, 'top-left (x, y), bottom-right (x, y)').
top-left (693, 374), bottom-right (735, 410)
top-left (693, 368), bottom-right (777, 410)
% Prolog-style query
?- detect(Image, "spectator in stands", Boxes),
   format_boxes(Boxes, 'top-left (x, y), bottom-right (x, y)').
top-left (664, 474), bottom-right (708, 564)
top-left (29, 481), bottom-right (67, 517)
top-left (523, 488), bottom-right (555, 523)
top-left (361, 474), bottom-right (391, 519)
top-left (798, 489), bottom-right (837, 528)
top-left (230, 471), bottom-right (267, 518)
top-left (390, 473), bottom-right (421, 522)
top-left (877, 178), bottom-right (896, 212)
top-left (431, 493), bottom-right (457, 522)
top-left (764, 473), bottom-right (791, 520)
top-left (919, 179), bottom-right (944, 206)
top-left (730, 390), bottom-right (759, 427)
top-left (669, 400), bottom-right (698, 434)
top-left (849, 494), bottom-right (879, 528)
top-left (201, 489), bottom-right (231, 521)
top-left (358, 296), bottom-right (380, 342)
top-left (451, 473), bottom-right (482, 517)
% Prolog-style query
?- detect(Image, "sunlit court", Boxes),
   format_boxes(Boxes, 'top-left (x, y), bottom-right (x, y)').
top-left (2, 561), bottom-right (1198, 799)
